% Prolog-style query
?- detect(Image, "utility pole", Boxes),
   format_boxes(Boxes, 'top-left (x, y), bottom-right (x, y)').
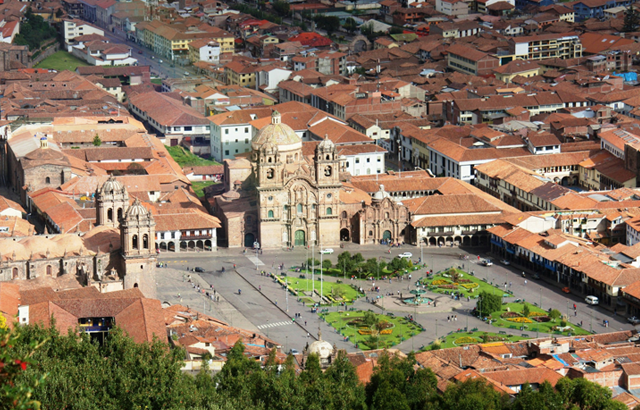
top-left (312, 242), bottom-right (315, 296)
top-left (286, 276), bottom-right (289, 312)
top-left (320, 243), bottom-right (324, 304)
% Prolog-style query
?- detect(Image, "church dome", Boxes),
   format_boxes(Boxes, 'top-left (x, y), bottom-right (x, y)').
top-left (308, 339), bottom-right (334, 360)
top-left (318, 135), bottom-right (335, 151)
top-left (251, 110), bottom-right (301, 152)
top-left (99, 175), bottom-right (124, 195)
top-left (125, 198), bottom-right (148, 217)
top-left (372, 184), bottom-right (390, 201)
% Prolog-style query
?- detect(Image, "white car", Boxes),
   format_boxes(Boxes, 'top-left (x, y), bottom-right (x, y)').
top-left (319, 248), bottom-right (334, 254)
top-left (480, 259), bottom-right (493, 266)
top-left (500, 259), bottom-right (510, 265)
top-left (399, 252), bottom-right (413, 259)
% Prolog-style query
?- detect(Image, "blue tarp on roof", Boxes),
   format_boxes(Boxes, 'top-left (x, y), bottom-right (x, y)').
top-left (613, 72), bottom-right (638, 82)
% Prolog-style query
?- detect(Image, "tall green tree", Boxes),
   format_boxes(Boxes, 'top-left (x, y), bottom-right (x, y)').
top-left (477, 291), bottom-right (502, 317)
top-left (623, 5), bottom-right (640, 32)
top-left (272, 0), bottom-right (290, 16)
top-left (92, 134), bottom-right (102, 146)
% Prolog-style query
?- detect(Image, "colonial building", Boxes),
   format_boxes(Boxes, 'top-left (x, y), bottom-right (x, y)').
top-left (214, 111), bottom-right (342, 248)
top-left (0, 176), bottom-right (157, 298)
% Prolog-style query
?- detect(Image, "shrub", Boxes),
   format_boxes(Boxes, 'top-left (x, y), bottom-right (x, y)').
top-left (560, 320), bottom-right (567, 327)
top-left (523, 303), bottom-right (531, 318)
top-left (549, 309), bottom-right (562, 320)
top-left (478, 291), bottom-right (502, 317)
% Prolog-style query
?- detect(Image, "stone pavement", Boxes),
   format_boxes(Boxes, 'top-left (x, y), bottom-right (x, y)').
top-left (155, 266), bottom-right (258, 331)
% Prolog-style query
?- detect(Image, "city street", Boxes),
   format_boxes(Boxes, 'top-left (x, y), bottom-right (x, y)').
top-left (157, 243), bottom-right (637, 354)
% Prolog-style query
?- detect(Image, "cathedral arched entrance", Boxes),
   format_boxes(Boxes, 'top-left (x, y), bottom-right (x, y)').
top-left (294, 230), bottom-right (306, 246)
top-left (244, 233), bottom-right (256, 248)
top-left (340, 228), bottom-right (350, 241)
top-left (382, 230), bottom-right (392, 241)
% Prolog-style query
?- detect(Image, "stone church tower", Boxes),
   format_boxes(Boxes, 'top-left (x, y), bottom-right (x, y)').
top-left (95, 175), bottom-right (129, 227)
top-left (120, 198), bottom-right (157, 298)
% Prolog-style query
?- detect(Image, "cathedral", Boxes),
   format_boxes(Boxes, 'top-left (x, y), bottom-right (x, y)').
top-left (214, 111), bottom-right (343, 249)
top-left (0, 176), bottom-right (157, 298)
top-left (213, 111), bottom-right (410, 249)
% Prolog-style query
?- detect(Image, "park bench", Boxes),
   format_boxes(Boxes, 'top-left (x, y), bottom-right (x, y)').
top-left (499, 331), bottom-right (506, 335)
top-left (522, 333), bottom-right (529, 337)
top-left (471, 327), bottom-right (478, 332)
top-left (509, 325), bottom-right (517, 329)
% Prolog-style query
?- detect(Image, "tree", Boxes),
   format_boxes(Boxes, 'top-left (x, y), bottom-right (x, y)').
top-left (389, 27), bottom-right (404, 35)
top-left (337, 251), bottom-right (355, 274)
top-left (548, 309), bottom-right (561, 320)
top-left (364, 258), bottom-right (379, 277)
top-left (343, 17), bottom-right (358, 34)
top-left (438, 377), bottom-right (509, 410)
top-left (313, 15), bottom-right (340, 33)
top-left (477, 291), bottom-right (502, 317)
top-left (92, 134), bottom-right (102, 146)
top-left (272, 0), bottom-right (290, 16)
top-left (522, 302), bottom-right (530, 318)
top-left (126, 163), bottom-right (146, 175)
top-left (353, 252), bottom-right (364, 265)
top-left (307, 258), bottom-right (320, 269)
top-left (322, 259), bottom-right (332, 271)
top-left (623, 5), bottom-right (640, 32)
top-left (13, 8), bottom-right (57, 51)
top-left (55, 8), bottom-right (64, 18)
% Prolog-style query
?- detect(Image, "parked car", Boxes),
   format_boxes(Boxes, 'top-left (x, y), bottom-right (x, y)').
top-left (319, 248), bottom-right (334, 254)
top-left (399, 252), bottom-right (413, 259)
top-left (562, 287), bottom-right (571, 294)
top-left (289, 348), bottom-right (299, 355)
top-left (159, 59), bottom-right (163, 63)
top-left (194, 267), bottom-right (205, 273)
top-left (500, 259), bottom-right (510, 265)
top-left (184, 71), bottom-right (190, 76)
top-left (628, 316), bottom-right (640, 325)
top-left (480, 259), bottom-right (493, 266)
top-left (585, 295), bottom-right (599, 305)
top-left (137, 50), bottom-right (143, 54)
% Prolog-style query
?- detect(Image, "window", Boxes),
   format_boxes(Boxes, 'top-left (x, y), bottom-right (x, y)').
top-left (297, 204), bottom-right (303, 214)
top-left (326, 207), bottom-right (332, 215)
top-left (184, 126), bottom-right (192, 131)
top-left (245, 127), bottom-right (249, 133)
top-left (366, 158), bottom-right (370, 163)
top-left (45, 176), bottom-right (50, 184)
top-left (171, 232), bottom-right (175, 239)
top-left (268, 210), bottom-right (274, 218)
top-left (342, 211), bottom-right (347, 218)
top-left (132, 234), bottom-right (138, 249)
top-left (225, 150), bottom-right (229, 156)
top-left (356, 158), bottom-right (360, 164)
top-left (225, 129), bottom-right (229, 134)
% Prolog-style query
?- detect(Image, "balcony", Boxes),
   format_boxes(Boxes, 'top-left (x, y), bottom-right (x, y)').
top-left (461, 230), bottom-right (478, 235)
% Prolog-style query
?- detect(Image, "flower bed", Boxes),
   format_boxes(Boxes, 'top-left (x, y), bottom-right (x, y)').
top-left (506, 317), bottom-right (533, 323)
top-left (432, 279), bottom-right (450, 285)
top-left (380, 329), bottom-right (392, 335)
top-left (437, 284), bottom-right (458, 289)
top-left (460, 283), bottom-right (479, 289)
top-left (531, 316), bottom-right (551, 323)
top-left (527, 312), bottom-right (547, 317)
top-left (358, 329), bottom-right (372, 335)
top-left (501, 312), bottom-right (521, 318)
top-left (457, 279), bottom-right (473, 283)
top-left (454, 336), bottom-right (480, 345)
top-left (482, 335), bottom-right (507, 343)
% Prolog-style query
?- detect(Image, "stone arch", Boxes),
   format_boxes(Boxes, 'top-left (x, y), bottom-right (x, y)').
top-left (159, 242), bottom-right (167, 252)
top-left (143, 234), bottom-right (149, 249)
top-left (168, 242), bottom-right (175, 252)
top-left (46, 265), bottom-right (52, 276)
top-left (132, 234), bottom-right (138, 249)
top-left (117, 208), bottom-right (123, 221)
top-left (349, 35), bottom-right (371, 53)
top-left (429, 237), bottom-right (436, 246)
top-left (340, 228), bottom-right (350, 241)
top-left (454, 236), bottom-right (462, 244)
top-left (463, 236), bottom-right (471, 245)
top-left (45, 176), bottom-right (50, 184)
top-left (107, 208), bottom-right (113, 222)
top-left (12, 267), bottom-right (18, 279)
top-left (180, 241), bottom-right (187, 251)
top-left (196, 240), bottom-right (204, 250)
top-left (205, 239), bottom-right (212, 250)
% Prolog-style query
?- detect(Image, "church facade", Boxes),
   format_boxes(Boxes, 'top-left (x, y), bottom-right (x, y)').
top-left (213, 111), bottom-right (412, 249)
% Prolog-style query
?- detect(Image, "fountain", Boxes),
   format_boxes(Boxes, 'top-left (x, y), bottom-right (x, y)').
top-left (403, 296), bottom-right (433, 305)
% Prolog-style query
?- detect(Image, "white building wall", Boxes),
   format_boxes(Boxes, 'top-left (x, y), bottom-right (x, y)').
top-left (344, 152), bottom-right (385, 176)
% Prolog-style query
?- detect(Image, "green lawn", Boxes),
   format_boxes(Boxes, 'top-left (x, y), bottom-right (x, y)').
top-left (35, 51), bottom-right (89, 72)
top-left (321, 311), bottom-right (423, 350)
top-left (165, 146), bottom-right (220, 168)
top-left (191, 181), bottom-right (219, 198)
top-left (276, 273), bottom-right (362, 304)
top-left (485, 302), bottom-right (591, 337)
top-left (422, 269), bottom-right (511, 299)
top-left (151, 79), bottom-right (163, 85)
top-left (435, 331), bottom-right (528, 349)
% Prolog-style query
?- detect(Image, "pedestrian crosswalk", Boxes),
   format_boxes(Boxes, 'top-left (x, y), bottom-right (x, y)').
top-left (257, 321), bottom-right (293, 330)
top-left (246, 255), bottom-right (265, 266)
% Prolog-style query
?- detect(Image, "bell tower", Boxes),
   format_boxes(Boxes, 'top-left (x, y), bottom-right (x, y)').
top-left (96, 175), bottom-right (129, 227)
top-left (315, 135), bottom-right (340, 186)
top-left (120, 198), bottom-right (156, 297)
